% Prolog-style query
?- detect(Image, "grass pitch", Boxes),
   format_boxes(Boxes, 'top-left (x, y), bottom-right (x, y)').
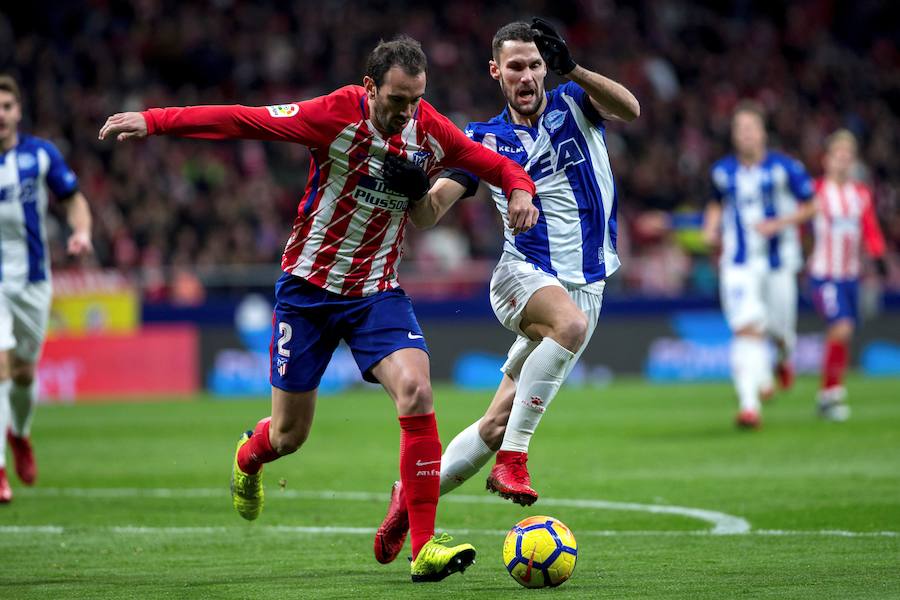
top-left (2, 376), bottom-right (898, 599)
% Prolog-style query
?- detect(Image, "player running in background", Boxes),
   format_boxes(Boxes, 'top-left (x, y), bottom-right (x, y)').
top-left (808, 129), bottom-right (888, 421)
top-left (0, 75), bottom-right (93, 503)
top-left (99, 37), bottom-right (538, 582)
top-left (703, 101), bottom-right (816, 429)
top-left (373, 18), bottom-right (639, 564)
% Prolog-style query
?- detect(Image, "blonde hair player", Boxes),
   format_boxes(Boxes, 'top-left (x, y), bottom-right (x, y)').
top-left (807, 129), bottom-right (888, 420)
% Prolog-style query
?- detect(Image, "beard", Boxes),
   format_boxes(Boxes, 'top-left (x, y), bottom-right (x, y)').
top-left (502, 80), bottom-right (544, 117)
top-left (372, 105), bottom-right (407, 137)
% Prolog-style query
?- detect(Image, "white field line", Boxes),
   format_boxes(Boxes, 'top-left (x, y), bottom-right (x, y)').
top-left (14, 488), bottom-right (897, 538)
top-left (1, 525), bottom-right (895, 538)
top-left (21, 487), bottom-right (750, 534)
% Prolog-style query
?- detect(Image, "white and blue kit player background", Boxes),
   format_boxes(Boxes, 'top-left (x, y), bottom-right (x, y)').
top-left (374, 19), bottom-right (639, 556)
top-left (703, 101), bottom-right (816, 428)
top-left (0, 76), bottom-right (93, 503)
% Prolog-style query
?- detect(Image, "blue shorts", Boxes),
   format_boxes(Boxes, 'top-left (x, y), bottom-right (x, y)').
top-left (270, 273), bottom-right (428, 392)
top-left (810, 278), bottom-right (858, 324)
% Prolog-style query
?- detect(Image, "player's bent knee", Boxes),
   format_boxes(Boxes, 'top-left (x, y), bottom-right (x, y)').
top-left (828, 320), bottom-right (854, 342)
top-left (554, 313), bottom-right (589, 352)
top-left (394, 373), bottom-right (433, 416)
top-left (735, 324), bottom-right (764, 337)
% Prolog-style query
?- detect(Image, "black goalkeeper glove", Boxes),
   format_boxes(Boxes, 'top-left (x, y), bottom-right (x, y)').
top-left (382, 153), bottom-right (430, 204)
top-left (531, 17), bottom-right (577, 76)
top-left (875, 257), bottom-right (889, 278)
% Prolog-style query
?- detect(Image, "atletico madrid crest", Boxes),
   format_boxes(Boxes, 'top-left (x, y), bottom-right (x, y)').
top-left (276, 356), bottom-right (289, 377)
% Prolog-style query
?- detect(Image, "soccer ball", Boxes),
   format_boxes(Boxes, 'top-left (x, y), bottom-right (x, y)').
top-left (502, 515), bottom-right (577, 588)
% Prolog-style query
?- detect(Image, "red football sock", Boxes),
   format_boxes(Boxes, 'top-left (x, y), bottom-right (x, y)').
top-left (237, 417), bottom-right (280, 474)
top-left (822, 339), bottom-right (848, 389)
top-left (398, 412), bottom-right (442, 560)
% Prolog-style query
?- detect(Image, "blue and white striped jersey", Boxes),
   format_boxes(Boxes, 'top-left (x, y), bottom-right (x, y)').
top-left (0, 134), bottom-right (78, 288)
top-left (463, 81), bottom-right (619, 288)
top-left (710, 151), bottom-right (813, 272)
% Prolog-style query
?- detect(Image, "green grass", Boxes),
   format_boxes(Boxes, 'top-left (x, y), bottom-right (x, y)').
top-left (2, 376), bottom-right (899, 599)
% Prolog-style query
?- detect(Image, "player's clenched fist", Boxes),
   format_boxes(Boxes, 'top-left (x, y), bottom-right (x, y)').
top-left (67, 231), bottom-right (93, 256)
top-left (98, 112), bottom-right (148, 141)
top-left (507, 189), bottom-right (539, 235)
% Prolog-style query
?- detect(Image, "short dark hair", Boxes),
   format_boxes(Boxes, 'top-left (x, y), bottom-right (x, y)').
top-left (492, 22), bottom-right (536, 60)
top-left (733, 99), bottom-right (766, 123)
top-left (365, 36), bottom-right (427, 87)
top-left (0, 75), bottom-right (21, 103)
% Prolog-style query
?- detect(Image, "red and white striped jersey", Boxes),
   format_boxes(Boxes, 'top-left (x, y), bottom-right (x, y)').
top-left (808, 178), bottom-right (886, 281)
top-left (143, 85), bottom-right (535, 296)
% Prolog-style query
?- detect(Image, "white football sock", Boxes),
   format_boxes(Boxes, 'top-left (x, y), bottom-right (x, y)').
top-left (759, 339), bottom-right (775, 393)
top-left (9, 380), bottom-right (36, 437)
top-left (0, 379), bottom-right (11, 469)
top-left (439, 419), bottom-right (494, 495)
top-left (732, 335), bottom-right (766, 412)
top-left (500, 338), bottom-right (575, 453)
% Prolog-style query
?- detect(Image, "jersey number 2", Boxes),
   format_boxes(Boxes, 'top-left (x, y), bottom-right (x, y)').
top-left (277, 322), bottom-right (292, 357)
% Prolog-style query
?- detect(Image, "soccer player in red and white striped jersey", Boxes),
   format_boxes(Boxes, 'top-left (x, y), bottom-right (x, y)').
top-left (808, 130), bottom-right (888, 420)
top-left (100, 36), bottom-right (538, 582)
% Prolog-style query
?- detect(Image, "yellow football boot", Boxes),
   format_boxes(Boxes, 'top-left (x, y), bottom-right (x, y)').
top-left (230, 431), bottom-right (264, 520)
top-left (410, 533), bottom-right (476, 582)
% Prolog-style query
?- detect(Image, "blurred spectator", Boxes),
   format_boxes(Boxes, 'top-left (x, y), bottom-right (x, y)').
top-left (2, 1), bottom-right (897, 298)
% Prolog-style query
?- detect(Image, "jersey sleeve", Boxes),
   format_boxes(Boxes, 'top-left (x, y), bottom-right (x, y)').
top-left (785, 157), bottom-right (814, 201)
top-left (142, 90), bottom-right (351, 148)
top-left (556, 81), bottom-right (605, 127)
top-left (43, 141), bottom-right (79, 199)
top-left (434, 123), bottom-right (482, 199)
top-left (859, 186), bottom-right (887, 258)
top-left (709, 164), bottom-right (727, 204)
top-left (434, 115), bottom-right (535, 199)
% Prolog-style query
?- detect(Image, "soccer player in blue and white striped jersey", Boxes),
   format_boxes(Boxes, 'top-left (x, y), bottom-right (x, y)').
top-left (373, 19), bottom-right (639, 564)
top-left (0, 75), bottom-right (93, 503)
top-left (703, 101), bottom-right (816, 429)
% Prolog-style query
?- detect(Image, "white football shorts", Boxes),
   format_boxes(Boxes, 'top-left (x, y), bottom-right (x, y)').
top-left (489, 252), bottom-right (604, 379)
top-left (0, 281), bottom-right (52, 362)
top-left (720, 264), bottom-right (797, 344)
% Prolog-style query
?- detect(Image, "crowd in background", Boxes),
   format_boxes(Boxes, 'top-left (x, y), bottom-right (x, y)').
top-left (2, 0), bottom-right (898, 300)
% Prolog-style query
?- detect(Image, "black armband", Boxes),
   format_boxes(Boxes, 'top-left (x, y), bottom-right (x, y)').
top-left (438, 168), bottom-right (480, 199)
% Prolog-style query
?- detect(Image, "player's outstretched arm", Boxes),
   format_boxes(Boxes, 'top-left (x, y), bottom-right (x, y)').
top-left (101, 102), bottom-right (325, 145)
top-left (63, 192), bottom-right (93, 256)
top-left (531, 17), bottom-right (640, 122)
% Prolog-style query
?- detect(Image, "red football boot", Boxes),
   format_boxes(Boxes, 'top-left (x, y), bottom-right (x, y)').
top-left (486, 450), bottom-right (538, 506)
top-left (0, 468), bottom-right (11, 503)
top-left (736, 409), bottom-right (761, 430)
top-left (7, 430), bottom-right (37, 485)
top-left (373, 481), bottom-right (409, 564)
top-left (775, 361), bottom-right (794, 391)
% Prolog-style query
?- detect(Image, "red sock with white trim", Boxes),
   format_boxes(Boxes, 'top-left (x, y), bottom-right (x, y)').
top-left (822, 339), bottom-right (848, 389)
top-left (399, 412), bottom-right (441, 560)
top-left (237, 417), bottom-right (280, 474)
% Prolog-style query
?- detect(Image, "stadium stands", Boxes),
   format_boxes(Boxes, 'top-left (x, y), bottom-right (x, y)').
top-left (2, 1), bottom-right (896, 299)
